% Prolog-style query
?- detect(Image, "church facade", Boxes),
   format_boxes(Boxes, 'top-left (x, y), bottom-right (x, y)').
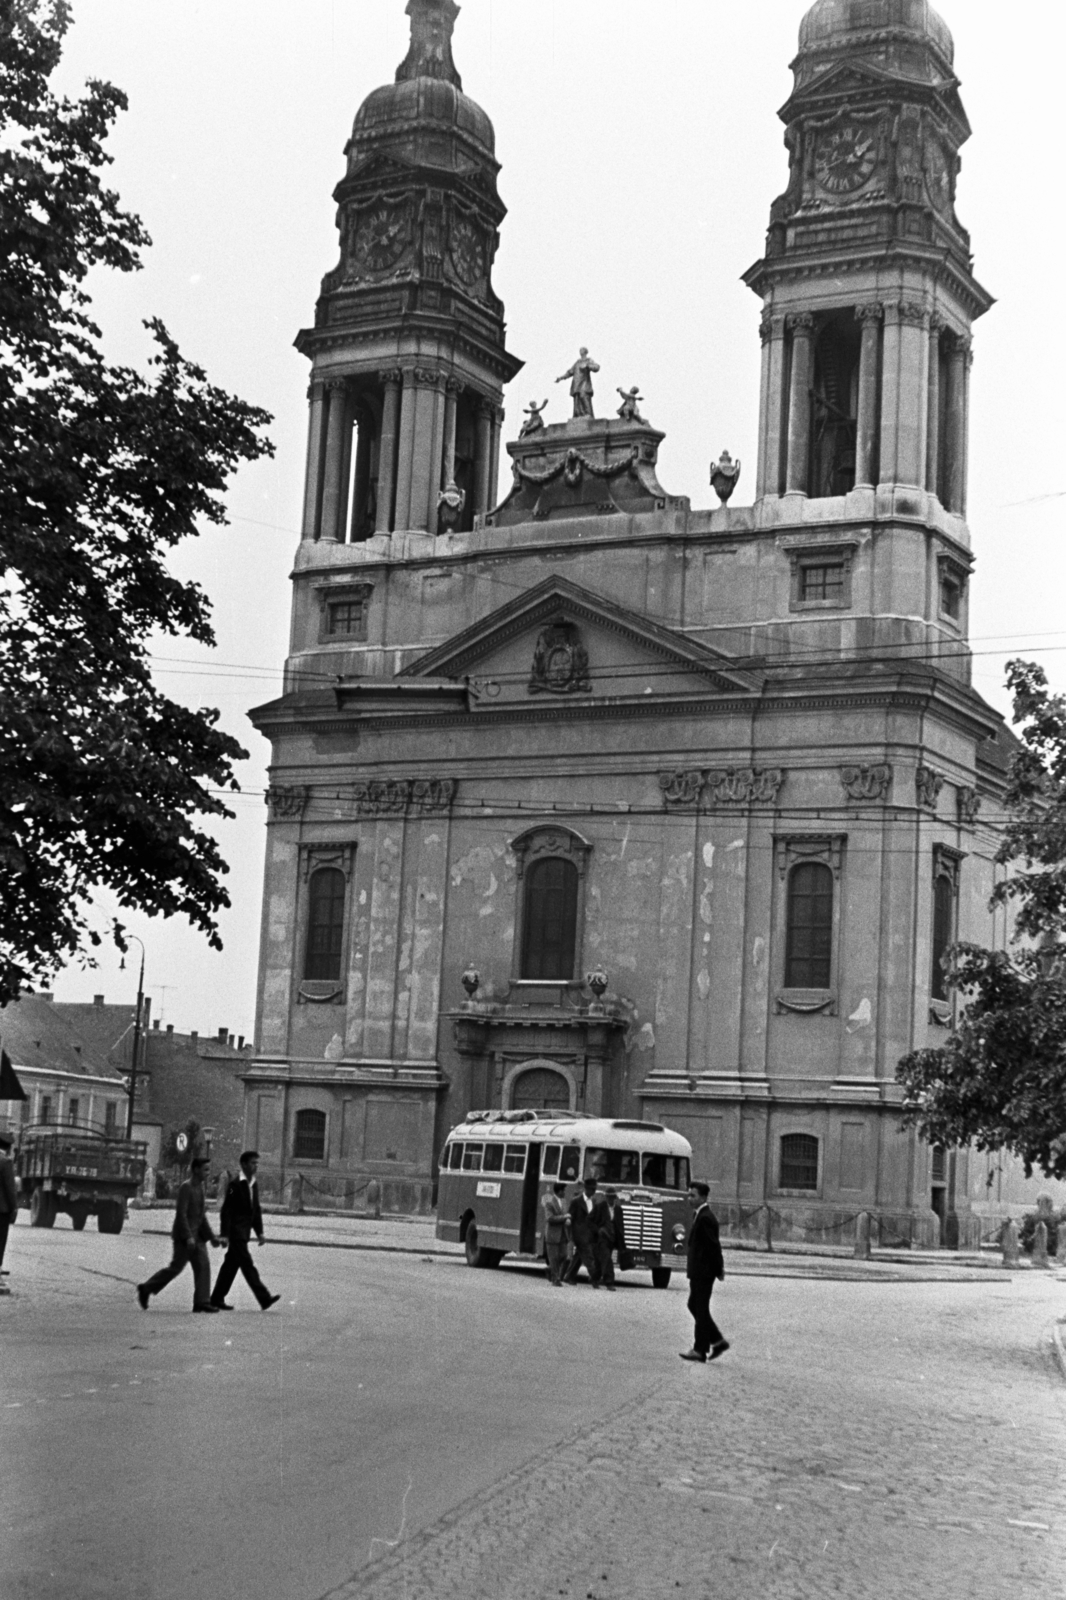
top-left (245, 0), bottom-right (1010, 1247)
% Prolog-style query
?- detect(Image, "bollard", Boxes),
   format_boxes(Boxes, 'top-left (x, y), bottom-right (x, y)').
top-left (366, 1178), bottom-right (382, 1220)
top-left (854, 1211), bottom-right (872, 1260)
top-left (764, 1205), bottom-right (773, 1254)
top-left (1056, 1223), bottom-right (1066, 1267)
top-left (287, 1172), bottom-right (304, 1215)
top-left (1032, 1219), bottom-right (1050, 1269)
top-left (1001, 1217), bottom-right (1020, 1267)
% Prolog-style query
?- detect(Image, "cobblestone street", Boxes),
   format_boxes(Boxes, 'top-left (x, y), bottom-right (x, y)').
top-left (1, 1216), bottom-right (1063, 1600)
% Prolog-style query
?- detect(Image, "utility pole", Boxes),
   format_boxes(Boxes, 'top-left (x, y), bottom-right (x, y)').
top-left (122, 937), bottom-right (146, 1140)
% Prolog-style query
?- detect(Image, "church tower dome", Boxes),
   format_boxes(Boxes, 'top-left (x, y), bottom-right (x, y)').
top-left (295, 0), bottom-right (521, 544)
top-left (744, 0), bottom-right (991, 514)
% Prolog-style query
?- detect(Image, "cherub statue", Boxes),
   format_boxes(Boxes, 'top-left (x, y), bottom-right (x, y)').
top-left (519, 399), bottom-right (548, 438)
top-left (616, 385), bottom-right (645, 423)
top-left (556, 347), bottom-right (599, 418)
top-left (709, 449), bottom-right (742, 504)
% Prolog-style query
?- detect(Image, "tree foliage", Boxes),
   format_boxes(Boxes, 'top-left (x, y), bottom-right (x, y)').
top-left (898, 660), bottom-right (1066, 1179)
top-left (0, 1), bottom-right (273, 1002)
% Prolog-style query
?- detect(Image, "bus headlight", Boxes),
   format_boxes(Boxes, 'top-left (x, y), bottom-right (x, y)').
top-left (672, 1223), bottom-right (686, 1243)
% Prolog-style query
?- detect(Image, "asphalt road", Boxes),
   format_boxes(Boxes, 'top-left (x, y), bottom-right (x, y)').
top-left (2, 1215), bottom-right (1063, 1600)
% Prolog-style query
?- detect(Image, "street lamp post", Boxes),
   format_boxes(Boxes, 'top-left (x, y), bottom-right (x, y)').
top-left (120, 937), bottom-right (146, 1140)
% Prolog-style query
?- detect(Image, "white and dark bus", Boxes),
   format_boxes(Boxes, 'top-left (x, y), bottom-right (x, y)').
top-left (436, 1110), bottom-right (693, 1288)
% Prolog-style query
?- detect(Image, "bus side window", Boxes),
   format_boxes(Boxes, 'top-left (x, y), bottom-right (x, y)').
top-left (462, 1143), bottom-right (484, 1172)
top-left (542, 1145), bottom-right (560, 1178)
top-left (447, 1143), bottom-right (463, 1171)
top-left (483, 1144), bottom-right (504, 1173)
top-left (560, 1145), bottom-right (580, 1182)
top-left (503, 1144), bottom-right (526, 1175)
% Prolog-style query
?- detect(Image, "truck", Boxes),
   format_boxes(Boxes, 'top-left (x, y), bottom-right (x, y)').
top-left (15, 1125), bottom-right (148, 1234)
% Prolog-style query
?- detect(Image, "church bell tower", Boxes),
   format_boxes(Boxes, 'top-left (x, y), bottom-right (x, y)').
top-left (745, 0), bottom-right (992, 516)
top-left (295, 0), bottom-right (522, 544)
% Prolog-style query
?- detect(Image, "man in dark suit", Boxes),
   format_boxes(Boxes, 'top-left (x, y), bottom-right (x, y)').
top-left (138, 1156), bottom-right (221, 1312)
top-left (566, 1177), bottom-right (603, 1286)
top-left (680, 1181), bottom-right (729, 1363)
top-left (210, 1151), bottom-right (280, 1311)
top-left (0, 1133), bottom-right (18, 1292)
top-left (596, 1186), bottom-right (625, 1290)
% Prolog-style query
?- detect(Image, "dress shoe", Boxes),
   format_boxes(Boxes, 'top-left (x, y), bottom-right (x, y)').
top-left (262, 1293), bottom-right (281, 1311)
top-left (679, 1348), bottom-right (707, 1363)
top-left (192, 1304), bottom-right (220, 1314)
top-left (212, 1301), bottom-right (234, 1310)
top-left (136, 1284), bottom-right (149, 1311)
top-left (603, 1284), bottom-right (616, 1291)
top-left (709, 1339), bottom-right (731, 1361)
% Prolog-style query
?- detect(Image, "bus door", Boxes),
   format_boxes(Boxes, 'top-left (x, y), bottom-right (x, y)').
top-left (519, 1143), bottom-right (543, 1253)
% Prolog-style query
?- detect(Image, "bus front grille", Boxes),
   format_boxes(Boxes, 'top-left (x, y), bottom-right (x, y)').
top-left (621, 1205), bottom-right (662, 1252)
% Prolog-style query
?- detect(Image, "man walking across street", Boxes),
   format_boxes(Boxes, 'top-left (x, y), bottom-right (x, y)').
top-left (541, 1180), bottom-right (570, 1285)
top-left (680, 1181), bottom-right (729, 1363)
top-left (596, 1187), bottom-right (624, 1291)
top-left (137, 1156), bottom-right (221, 1313)
top-left (566, 1176), bottom-right (603, 1286)
top-left (210, 1151), bottom-right (280, 1311)
top-left (0, 1133), bottom-right (17, 1294)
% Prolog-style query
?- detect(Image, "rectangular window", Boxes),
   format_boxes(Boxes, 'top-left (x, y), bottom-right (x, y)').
top-left (559, 1144), bottom-right (581, 1183)
top-left (584, 1148), bottom-right (640, 1185)
top-left (482, 1143), bottom-right (504, 1173)
top-left (541, 1145), bottom-right (561, 1178)
top-left (801, 562), bottom-right (845, 602)
top-left (327, 598), bottom-right (368, 639)
top-left (40, 1095), bottom-right (52, 1124)
top-left (68, 1098), bottom-right (80, 1125)
top-left (780, 1133), bottom-right (819, 1191)
top-left (503, 1144), bottom-right (527, 1175)
top-left (785, 862), bottom-right (834, 989)
top-left (931, 1145), bottom-right (946, 1182)
top-left (104, 1102), bottom-right (118, 1135)
top-left (461, 1143), bottom-right (484, 1173)
top-left (447, 1142), bottom-right (464, 1171)
top-left (305, 867), bottom-right (347, 982)
top-left (939, 573), bottom-right (961, 620)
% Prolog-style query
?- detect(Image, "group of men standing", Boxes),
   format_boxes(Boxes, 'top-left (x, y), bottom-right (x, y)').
top-left (137, 1149), bottom-right (279, 1314)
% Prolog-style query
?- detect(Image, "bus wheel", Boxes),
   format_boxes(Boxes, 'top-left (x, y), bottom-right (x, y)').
top-left (651, 1268), bottom-right (672, 1289)
top-left (464, 1224), bottom-right (499, 1269)
top-left (29, 1187), bottom-right (57, 1228)
top-left (70, 1206), bottom-right (89, 1231)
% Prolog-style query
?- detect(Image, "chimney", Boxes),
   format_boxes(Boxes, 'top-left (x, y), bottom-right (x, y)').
top-left (166, 1024), bottom-right (174, 1036)
top-left (152, 1019), bottom-right (160, 1030)
top-left (93, 994), bottom-right (104, 1007)
top-left (217, 1027), bottom-right (227, 1043)
top-left (227, 1033), bottom-right (235, 1048)
top-left (237, 1036), bottom-right (245, 1051)
top-left (41, 992), bottom-right (54, 1002)
top-left (190, 1031), bottom-right (198, 1043)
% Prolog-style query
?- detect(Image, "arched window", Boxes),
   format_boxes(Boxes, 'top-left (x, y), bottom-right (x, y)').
top-left (780, 1133), bottom-right (819, 1191)
top-left (785, 863), bottom-right (833, 989)
top-left (511, 1066), bottom-right (571, 1113)
top-left (521, 857), bottom-right (579, 980)
top-left (305, 868), bottom-right (346, 981)
top-left (293, 1108), bottom-right (326, 1161)
top-left (931, 872), bottom-right (955, 1002)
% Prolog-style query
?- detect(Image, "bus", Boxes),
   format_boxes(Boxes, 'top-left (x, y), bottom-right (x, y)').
top-left (435, 1110), bottom-right (693, 1288)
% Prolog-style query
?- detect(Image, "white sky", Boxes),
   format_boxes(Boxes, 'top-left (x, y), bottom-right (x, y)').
top-left (48, 0), bottom-right (1066, 1040)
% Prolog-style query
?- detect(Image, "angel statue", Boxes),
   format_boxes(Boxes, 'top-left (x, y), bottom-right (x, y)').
top-left (616, 385), bottom-right (645, 423)
top-left (519, 399), bottom-right (548, 438)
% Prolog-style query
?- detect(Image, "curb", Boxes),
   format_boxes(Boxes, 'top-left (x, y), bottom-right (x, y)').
top-left (140, 1228), bottom-right (459, 1260)
top-left (1053, 1319), bottom-right (1066, 1382)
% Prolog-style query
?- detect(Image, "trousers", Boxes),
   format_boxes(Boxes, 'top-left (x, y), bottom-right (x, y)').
top-left (143, 1239), bottom-right (211, 1307)
top-left (0, 1216), bottom-right (9, 1270)
top-left (595, 1236), bottom-right (616, 1286)
top-left (211, 1233), bottom-right (271, 1308)
top-left (567, 1237), bottom-right (599, 1284)
top-left (687, 1278), bottom-right (724, 1356)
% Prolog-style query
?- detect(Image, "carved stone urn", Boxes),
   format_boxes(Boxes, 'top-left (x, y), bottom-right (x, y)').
top-left (461, 966), bottom-right (480, 1000)
top-left (585, 967), bottom-right (609, 1002)
top-left (710, 449), bottom-right (742, 504)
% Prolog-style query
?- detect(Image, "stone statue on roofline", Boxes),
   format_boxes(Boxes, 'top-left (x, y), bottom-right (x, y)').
top-left (616, 386), bottom-right (644, 423)
top-left (519, 399), bottom-right (548, 438)
top-left (556, 347), bottom-right (599, 419)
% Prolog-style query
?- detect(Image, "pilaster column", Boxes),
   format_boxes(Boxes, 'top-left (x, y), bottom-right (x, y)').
top-left (878, 302), bottom-right (903, 485)
top-left (925, 318), bottom-right (943, 495)
top-left (961, 344), bottom-right (973, 519)
top-left (473, 397), bottom-right (493, 519)
top-left (944, 334), bottom-right (970, 515)
top-left (301, 381), bottom-right (328, 540)
top-left (318, 380), bottom-right (349, 543)
top-left (393, 368), bottom-right (418, 531)
top-left (488, 404), bottom-right (504, 511)
top-left (853, 302), bottom-right (883, 488)
top-left (757, 313), bottom-right (788, 497)
top-left (785, 313), bottom-right (814, 495)
top-left (349, 411), bottom-right (373, 542)
top-left (442, 377), bottom-right (462, 485)
top-left (409, 368), bottom-right (445, 532)
top-left (375, 369), bottom-right (401, 534)
top-left (896, 301), bottom-right (929, 488)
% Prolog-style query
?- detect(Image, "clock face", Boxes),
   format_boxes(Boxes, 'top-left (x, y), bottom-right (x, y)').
top-left (448, 217), bottom-right (486, 286)
top-left (814, 124), bottom-right (877, 195)
top-left (352, 205), bottom-right (409, 273)
top-left (925, 140), bottom-right (952, 214)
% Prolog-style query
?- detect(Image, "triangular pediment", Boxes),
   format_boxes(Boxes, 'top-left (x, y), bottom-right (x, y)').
top-left (400, 576), bottom-right (760, 703)
top-left (782, 61), bottom-right (899, 115)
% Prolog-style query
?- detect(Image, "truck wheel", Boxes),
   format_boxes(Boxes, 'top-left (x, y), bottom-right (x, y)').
top-left (70, 1206), bottom-right (89, 1231)
top-left (651, 1268), bottom-right (672, 1289)
top-left (97, 1203), bottom-right (125, 1235)
top-left (29, 1187), bottom-right (57, 1228)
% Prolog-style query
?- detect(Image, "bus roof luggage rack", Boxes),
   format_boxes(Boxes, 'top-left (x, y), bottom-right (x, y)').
top-left (611, 1120), bottom-right (665, 1132)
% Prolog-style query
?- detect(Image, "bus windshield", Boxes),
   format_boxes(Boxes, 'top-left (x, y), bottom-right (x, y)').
top-left (583, 1148), bottom-right (641, 1185)
top-left (641, 1153), bottom-right (690, 1191)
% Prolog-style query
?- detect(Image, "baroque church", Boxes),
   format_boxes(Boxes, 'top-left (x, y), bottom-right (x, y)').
top-left (245, 0), bottom-right (1013, 1247)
